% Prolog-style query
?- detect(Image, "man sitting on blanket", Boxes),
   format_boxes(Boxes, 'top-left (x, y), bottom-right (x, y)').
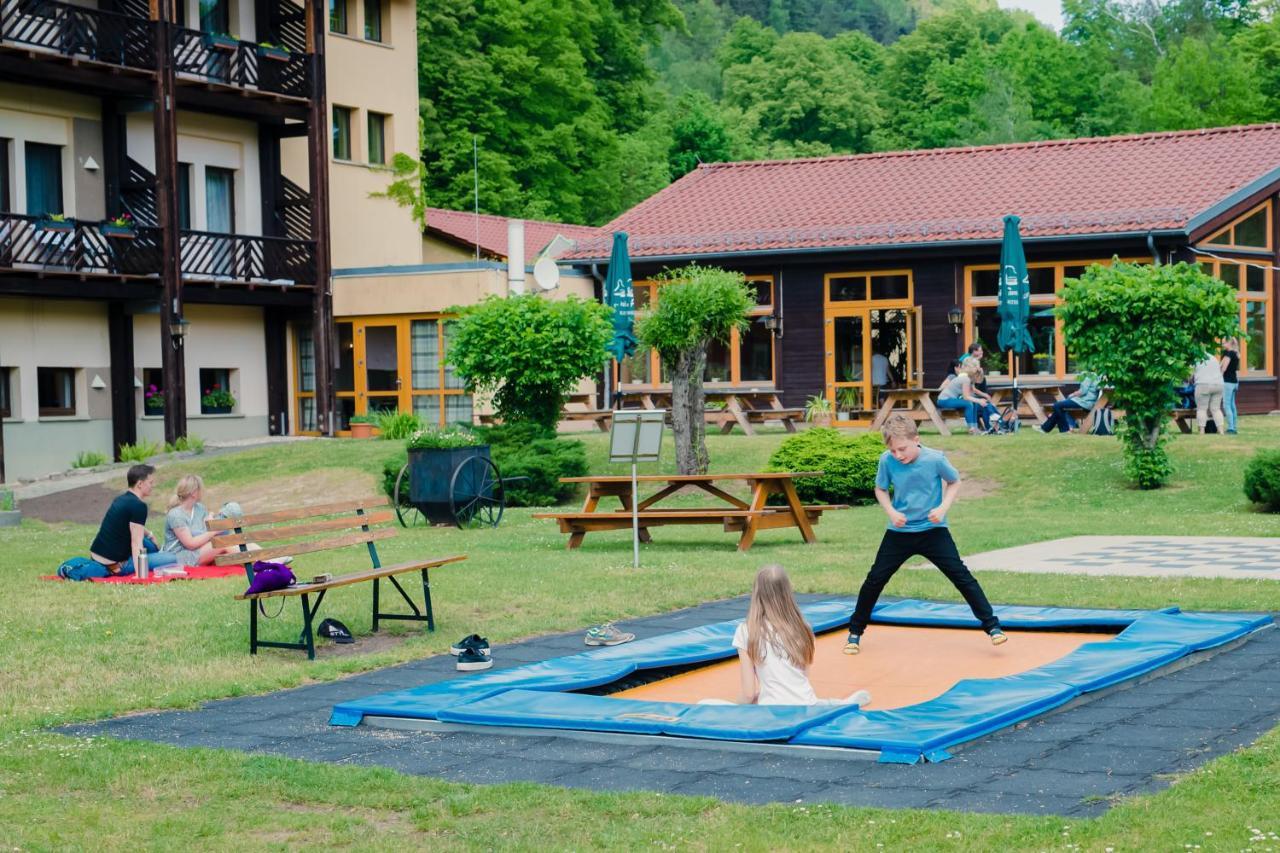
top-left (89, 464), bottom-right (180, 576)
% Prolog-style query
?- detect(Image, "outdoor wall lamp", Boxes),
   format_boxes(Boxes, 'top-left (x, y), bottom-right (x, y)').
top-left (764, 316), bottom-right (781, 333)
top-left (947, 306), bottom-right (963, 334)
top-left (170, 316), bottom-right (190, 349)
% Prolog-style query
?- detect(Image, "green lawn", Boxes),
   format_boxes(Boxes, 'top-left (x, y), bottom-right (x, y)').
top-left (2, 420), bottom-right (1278, 849)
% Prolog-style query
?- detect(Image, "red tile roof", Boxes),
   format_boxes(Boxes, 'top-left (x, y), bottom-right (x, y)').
top-left (425, 207), bottom-right (601, 261)
top-left (567, 124), bottom-right (1280, 261)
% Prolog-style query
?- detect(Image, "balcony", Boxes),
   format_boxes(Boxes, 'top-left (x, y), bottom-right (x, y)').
top-left (171, 26), bottom-right (310, 100)
top-left (0, 213), bottom-right (315, 286)
top-left (0, 0), bottom-right (155, 71)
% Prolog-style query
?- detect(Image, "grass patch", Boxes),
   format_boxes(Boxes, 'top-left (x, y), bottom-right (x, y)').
top-left (2, 419), bottom-right (1278, 845)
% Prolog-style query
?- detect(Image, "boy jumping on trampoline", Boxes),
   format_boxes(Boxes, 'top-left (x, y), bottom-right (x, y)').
top-left (845, 414), bottom-right (1006, 654)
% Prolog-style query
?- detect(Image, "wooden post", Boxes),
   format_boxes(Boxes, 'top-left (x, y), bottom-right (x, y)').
top-left (153, 0), bottom-right (186, 445)
top-left (306, 0), bottom-right (334, 435)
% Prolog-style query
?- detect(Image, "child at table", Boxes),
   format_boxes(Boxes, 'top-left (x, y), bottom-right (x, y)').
top-left (704, 564), bottom-right (871, 707)
top-left (844, 413), bottom-right (1006, 654)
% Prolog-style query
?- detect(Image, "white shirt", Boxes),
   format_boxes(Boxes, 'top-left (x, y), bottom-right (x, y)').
top-left (733, 621), bottom-right (819, 706)
top-left (1193, 355), bottom-right (1224, 386)
top-left (872, 353), bottom-right (890, 386)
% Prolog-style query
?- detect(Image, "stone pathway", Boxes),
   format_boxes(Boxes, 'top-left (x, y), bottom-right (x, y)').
top-left (64, 595), bottom-right (1280, 816)
top-left (966, 536), bottom-right (1280, 581)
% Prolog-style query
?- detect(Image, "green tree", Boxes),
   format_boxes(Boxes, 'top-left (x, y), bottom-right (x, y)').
top-left (1234, 15), bottom-right (1280, 121)
top-left (668, 91), bottom-right (735, 178)
top-left (635, 265), bottom-right (754, 473)
top-left (1145, 34), bottom-right (1264, 129)
top-left (1058, 262), bottom-right (1238, 489)
top-left (447, 294), bottom-right (612, 430)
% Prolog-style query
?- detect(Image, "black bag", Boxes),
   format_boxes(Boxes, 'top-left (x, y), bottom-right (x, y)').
top-left (1089, 406), bottom-right (1115, 436)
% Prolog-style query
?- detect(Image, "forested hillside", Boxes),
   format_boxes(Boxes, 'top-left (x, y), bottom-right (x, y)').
top-left (415, 0), bottom-right (1280, 226)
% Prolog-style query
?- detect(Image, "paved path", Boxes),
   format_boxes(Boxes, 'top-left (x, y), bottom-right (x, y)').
top-left (64, 596), bottom-right (1280, 816)
top-left (966, 536), bottom-right (1280, 581)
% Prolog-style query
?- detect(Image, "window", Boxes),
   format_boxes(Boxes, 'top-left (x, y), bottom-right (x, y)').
top-left (199, 0), bottom-right (229, 33)
top-left (1203, 202), bottom-right (1271, 250)
top-left (24, 142), bottom-right (63, 218)
top-left (37, 367), bottom-right (76, 417)
top-left (410, 318), bottom-right (471, 425)
top-left (204, 166), bottom-right (234, 233)
top-left (332, 106), bottom-right (352, 161)
top-left (294, 325), bottom-right (317, 433)
top-left (363, 0), bottom-right (382, 40)
top-left (367, 112), bottom-right (387, 165)
top-left (177, 163), bottom-right (192, 230)
top-left (142, 367), bottom-right (164, 415)
top-left (199, 368), bottom-right (234, 414)
top-left (329, 0), bottom-right (348, 33)
top-left (1199, 257), bottom-right (1273, 376)
top-left (826, 272), bottom-right (913, 304)
top-left (0, 139), bottom-right (10, 213)
top-left (0, 366), bottom-right (12, 418)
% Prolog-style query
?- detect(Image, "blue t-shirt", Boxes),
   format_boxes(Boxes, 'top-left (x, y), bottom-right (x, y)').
top-left (875, 445), bottom-right (960, 532)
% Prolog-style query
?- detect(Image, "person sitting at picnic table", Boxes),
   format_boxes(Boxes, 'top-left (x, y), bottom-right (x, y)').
top-left (162, 474), bottom-right (237, 567)
top-left (936, 364), bottom-right (985, 434)
top-left (88, 464), bottom-right (180, 576)
top-left (1040, 375), bottom-right (1102, 433)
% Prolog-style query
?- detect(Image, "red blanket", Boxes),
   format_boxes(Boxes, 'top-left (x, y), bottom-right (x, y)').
top-left (42, 565), bottom-right (244, 584)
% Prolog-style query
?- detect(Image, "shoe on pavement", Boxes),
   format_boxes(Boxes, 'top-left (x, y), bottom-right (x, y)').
top-left (450, 634), bottom-right (491, 657)
top-left (456, 648), bottom-right (494, 671)
top-left (843, 632), bottom-right (861, 655)
top-left (584, 623), bottom-right (635, 646)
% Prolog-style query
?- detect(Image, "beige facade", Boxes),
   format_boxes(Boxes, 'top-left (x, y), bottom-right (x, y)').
top-left (0, 84), bottom-right (102, 220)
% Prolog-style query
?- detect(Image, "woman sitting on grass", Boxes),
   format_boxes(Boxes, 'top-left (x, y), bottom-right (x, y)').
top-left (162, 475), bottom-right (234, 567)
top-left (710, 564), bottom-right (871, 707)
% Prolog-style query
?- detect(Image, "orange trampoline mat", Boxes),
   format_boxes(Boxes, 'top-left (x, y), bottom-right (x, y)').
top-left (611, 626), bottom-right (1110, 710)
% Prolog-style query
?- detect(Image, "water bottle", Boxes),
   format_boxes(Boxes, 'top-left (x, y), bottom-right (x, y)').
top-left (136, 552), bottom-right (149, 579)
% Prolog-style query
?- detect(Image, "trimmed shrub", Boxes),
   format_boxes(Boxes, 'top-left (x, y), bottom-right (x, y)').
top-left (1243, 449), bottom-right (1280, 511)
top-left (767, 428), bottom-right (883, 505)
top-left (72, 450), bottom-right (109, 468)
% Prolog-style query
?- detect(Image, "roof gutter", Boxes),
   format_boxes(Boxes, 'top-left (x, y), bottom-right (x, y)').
top-left (567, 229), bottom-right (1188, 266)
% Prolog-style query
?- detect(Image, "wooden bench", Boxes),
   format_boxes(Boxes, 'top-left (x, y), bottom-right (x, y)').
top-left (209, 498), bottom-right (466, 659)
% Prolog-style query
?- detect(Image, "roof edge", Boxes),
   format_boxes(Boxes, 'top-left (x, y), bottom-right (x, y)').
top-left (1185, 165), bottom-right (1280, 237)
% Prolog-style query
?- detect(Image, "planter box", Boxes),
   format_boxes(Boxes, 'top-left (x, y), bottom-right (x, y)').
top-left (37, 219), bottom-right (74, 232)
top-left (205, 33), bottom-right (239, 51)
top-left (201, 404), bottom-right (233, 415)
top-left (101, 224), bottom-right (136, 239)
top-left (0, 510), bottom-right (20, 528)
top-left (407, 445), bottom-right (490, 525)
top-left (144, 405), bottom-right (164, 416)
top-left (257, 45), bottom-right (289, 61)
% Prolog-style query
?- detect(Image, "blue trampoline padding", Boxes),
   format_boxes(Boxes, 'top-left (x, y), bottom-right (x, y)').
top-left (438, 689), bottom-right (859, 741)
top-left (870, 599), bottom-right (1179, 629)
top-left (1032, 640), bottom-right (1187, 692)
top-left (1115, 611), bottom-right (1273, 650)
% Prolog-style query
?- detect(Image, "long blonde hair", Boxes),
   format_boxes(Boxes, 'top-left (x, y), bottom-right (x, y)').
top-left (167, 474), bottom-right (204, 510)
top-left (745, 564), bottom-right (815, 668)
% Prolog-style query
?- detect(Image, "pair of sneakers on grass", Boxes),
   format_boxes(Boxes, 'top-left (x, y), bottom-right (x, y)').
top-left (451, 622), bottom-right (636, 672)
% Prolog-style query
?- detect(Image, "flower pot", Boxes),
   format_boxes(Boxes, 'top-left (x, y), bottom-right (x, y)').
top-left (257, 45), bottom-right (289, 61)
top-left (37, 219), bottom-right (74, 232)
top-left (349, 422), bottom-right (374, 439)
top-left (202, 404), bottom-right (232, 415)
top-left (205, 33), bottom-right (239, 51)
top-left (407, 445), bottom-right (490, 525)
top-left (101, 224), bottom-right (136, 239)
top-left (810, 413), bottom-right (833, 428)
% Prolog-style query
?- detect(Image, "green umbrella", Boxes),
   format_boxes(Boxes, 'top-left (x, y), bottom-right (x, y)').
top-left (997, 215), bottom-right (1035, 392)
top-left (604, 231), bottom-right (636, 362)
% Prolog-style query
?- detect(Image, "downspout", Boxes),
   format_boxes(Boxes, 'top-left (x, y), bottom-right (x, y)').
top-left (590, 263), bottom-right (611, 409)
top-left (1147, 231), bottom-right (1160, 266)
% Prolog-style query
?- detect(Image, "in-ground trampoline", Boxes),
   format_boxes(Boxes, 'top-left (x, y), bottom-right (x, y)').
top-left (330, 599), bottom-right (1271, 764)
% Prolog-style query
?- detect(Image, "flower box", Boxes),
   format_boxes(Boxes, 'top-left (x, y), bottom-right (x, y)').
top-left (257, 44), bottom-right (289, 61)
top-left (37, 218), bottom-right (74, 232)
top-left (202, 404), bottom-right (233, 415)
top-left (205, 33), bottom-right (239, 51)
top-left (101, 224), bottom-right (136, 239)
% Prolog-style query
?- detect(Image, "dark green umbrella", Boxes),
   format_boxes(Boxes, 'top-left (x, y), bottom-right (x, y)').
top-left (997, 215), bottom-right (1035, 392)
top-left (604, 231), bottom-right (636, 362)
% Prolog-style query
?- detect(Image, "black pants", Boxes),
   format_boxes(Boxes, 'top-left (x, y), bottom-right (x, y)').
top-left (1041, 399), bottom-right (1087, 433)
top-left (848, 527), bottom-right (1000, 635)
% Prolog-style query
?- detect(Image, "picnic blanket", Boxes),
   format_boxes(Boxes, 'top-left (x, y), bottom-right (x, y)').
top-left (42, 565), bottom-right (244, 584)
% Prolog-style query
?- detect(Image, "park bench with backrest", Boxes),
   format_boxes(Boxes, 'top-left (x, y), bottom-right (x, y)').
top-left (209, 497), bottom-right (466, 659)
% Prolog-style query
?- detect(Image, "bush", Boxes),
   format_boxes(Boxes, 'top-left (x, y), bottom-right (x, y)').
top-left (1243, 449), bottom-right (1280, 511)
top-left (118, 439), bottom-right (162, 463)
top-left (72, 450), bottom-right (109, 468)
top-left (165, 434), bottom-right (205, 454)
top-left (0, 490), bottom-right (13, 512)
top-left (376, 410), bottom-right (423, 440)
top-left (766, 428), bottom-right (883, 505)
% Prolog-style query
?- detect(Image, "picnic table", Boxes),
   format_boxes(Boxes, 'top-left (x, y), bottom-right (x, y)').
top-left (985, 381), bottom-right (1069, 426)
top-left (869, 388), bottom-right (952, 436)
top-left (616, 387), bottom-right (802, 436)
top-left (531, 471), bottom-right (846, 552)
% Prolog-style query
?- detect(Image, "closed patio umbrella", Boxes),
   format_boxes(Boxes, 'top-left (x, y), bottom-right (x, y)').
top-left (604, 232), bottom-right (636, 407)
top-left (997, 215), bottom-right (1035, 395)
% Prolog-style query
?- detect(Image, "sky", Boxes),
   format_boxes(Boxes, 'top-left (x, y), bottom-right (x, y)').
top-left (996, 0), bottom-right (1065, 30)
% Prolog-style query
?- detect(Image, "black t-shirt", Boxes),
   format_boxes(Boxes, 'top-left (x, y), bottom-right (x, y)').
top-left (89, 492), bottom-right (149, 562)
top-left (1222, 350), bottom-right (1240, 383)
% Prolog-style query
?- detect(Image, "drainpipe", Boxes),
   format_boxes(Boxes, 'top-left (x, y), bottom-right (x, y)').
top-left (507, 219), bottom-right (526, 294)
top-left (1147, 232), bottom-right (1160, 266)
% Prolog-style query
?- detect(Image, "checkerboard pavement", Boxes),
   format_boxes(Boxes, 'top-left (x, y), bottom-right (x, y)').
top-left (965, 536), bottom-right (1280, 580)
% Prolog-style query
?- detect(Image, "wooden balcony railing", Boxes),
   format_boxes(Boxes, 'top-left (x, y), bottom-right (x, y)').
top-left (0, 0), bottom-right (154, 70)
top-left (171, 26), bottom-right (310, 99)
top-left (0, 214), bottom-right (316, 285)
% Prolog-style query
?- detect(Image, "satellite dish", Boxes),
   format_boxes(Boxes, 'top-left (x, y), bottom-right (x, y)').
top-left (533, 256), bottom-right (560, 291)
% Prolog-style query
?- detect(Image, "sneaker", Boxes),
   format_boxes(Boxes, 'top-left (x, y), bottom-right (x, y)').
top-left (989, 629), bottom-right (1008, 647)
top-left (843, 632), bottom-right (861, 655)
top-left (450, 634), bottom-right (491, 657)
top-left (456, 648), bottom-right (494, 671)
top-left (584, 623), bottom-right (635, 646)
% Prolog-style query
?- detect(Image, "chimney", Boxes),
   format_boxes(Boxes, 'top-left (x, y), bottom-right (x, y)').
top-left (507, 219), bottom-right (526, 295)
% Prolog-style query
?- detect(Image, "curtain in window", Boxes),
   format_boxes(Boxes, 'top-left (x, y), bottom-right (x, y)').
top-left (24, 142), bottom-right (63, 217)
top-left (411, 320), bottom-right (439, 389)
top-left (0, 139), bottom-right (10, 213)
top-left (199, 0), bottom-right (229, 33)
top-left (177, 163), bottom-right (192, 230)
top-left (367, 114), bottom-right (385, 164)
top-left (363, 0), bottom-right (381, 40)
top-left (205, 167), bottom-right (233, 233)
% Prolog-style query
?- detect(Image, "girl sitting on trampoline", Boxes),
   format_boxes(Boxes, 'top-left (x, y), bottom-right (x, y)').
top-left (702, 564), bottom-right (871, 707)
top-left (845, 413), bottom-right (1006, 654)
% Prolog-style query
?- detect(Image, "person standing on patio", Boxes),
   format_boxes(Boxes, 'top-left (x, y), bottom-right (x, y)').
top-left (1192, 353), bottom-right (1226, 434)
top-left (1219, 338), bottom-right (1240, 434)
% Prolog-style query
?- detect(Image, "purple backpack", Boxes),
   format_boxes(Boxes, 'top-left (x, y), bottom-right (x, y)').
top-left (244, 561), bottom-right (295, 596)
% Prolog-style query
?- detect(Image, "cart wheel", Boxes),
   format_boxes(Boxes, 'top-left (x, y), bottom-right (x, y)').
top-left (449, 455), bottom-right (505, 529)
top-left (393, 463), bottom-right (426, 528)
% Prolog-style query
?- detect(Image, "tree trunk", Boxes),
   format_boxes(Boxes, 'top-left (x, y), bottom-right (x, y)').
top-left (671, 343), bottom-right (709, 474)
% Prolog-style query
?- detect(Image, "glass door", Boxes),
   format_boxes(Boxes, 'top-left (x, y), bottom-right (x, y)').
top-left (826, 313), bottom-right (869, 424)
top-left (359, 323), bottom-right (401, 417)
top-left (826, 307), bottom-right (921, 425)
